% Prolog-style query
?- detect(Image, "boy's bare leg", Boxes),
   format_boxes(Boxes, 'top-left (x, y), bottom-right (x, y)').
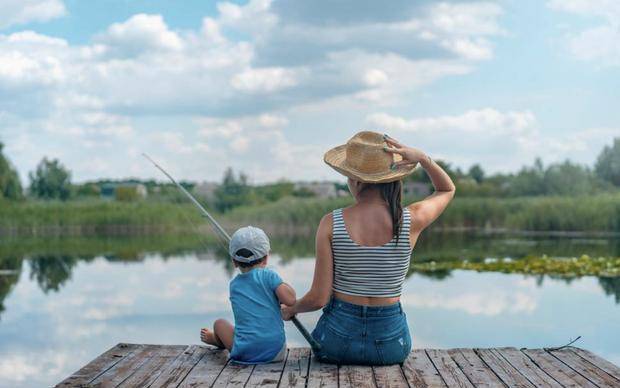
top-left (200, 319), bottom-right (234, 351)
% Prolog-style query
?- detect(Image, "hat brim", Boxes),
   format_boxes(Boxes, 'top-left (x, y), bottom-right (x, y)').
top-left (324, 144), bottom-right (417, 183)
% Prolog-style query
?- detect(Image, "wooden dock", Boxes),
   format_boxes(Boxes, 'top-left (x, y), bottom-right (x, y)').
top-left (56, 344), bottom-right (620, 387)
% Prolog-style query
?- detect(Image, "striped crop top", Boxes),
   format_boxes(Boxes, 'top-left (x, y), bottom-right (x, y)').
top-left (331, 207), bottom-right (413, 297)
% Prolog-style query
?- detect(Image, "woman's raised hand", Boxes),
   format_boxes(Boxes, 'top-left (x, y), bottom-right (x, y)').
top-left (383, 134), bottom-right (429, 168)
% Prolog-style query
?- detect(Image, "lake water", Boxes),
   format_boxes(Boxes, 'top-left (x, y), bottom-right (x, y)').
top-left (0, 232), bottom-right (619, 387)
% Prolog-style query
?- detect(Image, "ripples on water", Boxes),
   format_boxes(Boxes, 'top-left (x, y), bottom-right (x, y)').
top-left (0, 232), bottom-right (619, 387)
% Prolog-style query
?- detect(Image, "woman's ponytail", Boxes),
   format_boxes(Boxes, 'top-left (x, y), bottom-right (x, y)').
top-left (379, 181), bottom-right (403, 242)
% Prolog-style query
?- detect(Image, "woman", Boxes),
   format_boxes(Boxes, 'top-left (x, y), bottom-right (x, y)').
top-left (282, 131), bottom-right (455, 365)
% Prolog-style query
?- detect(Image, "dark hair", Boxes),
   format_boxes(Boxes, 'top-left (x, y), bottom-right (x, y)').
top-left (360, 180), bottom-right (403, 242)
top-left (233, 248), bottom-right (266, 268)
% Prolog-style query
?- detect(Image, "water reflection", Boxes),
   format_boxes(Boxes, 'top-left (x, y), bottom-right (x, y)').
top-left (1, 232), bottom-right (620, 321)
top-left (0, 232), bottom-right (618, 387)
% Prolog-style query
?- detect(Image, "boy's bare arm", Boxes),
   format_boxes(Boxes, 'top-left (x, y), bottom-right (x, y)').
top-left (276, 283), bottom-right (296, 306)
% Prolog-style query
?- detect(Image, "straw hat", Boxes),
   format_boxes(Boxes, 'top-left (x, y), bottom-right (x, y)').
top-left (324, 131), bottom-right (417, 183)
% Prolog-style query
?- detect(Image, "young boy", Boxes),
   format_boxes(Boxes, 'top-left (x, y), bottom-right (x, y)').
top-left (200, 226), bottom-right (296, 363)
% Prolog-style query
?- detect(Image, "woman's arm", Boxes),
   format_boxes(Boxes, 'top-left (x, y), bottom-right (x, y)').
top-left (282, 213), bottom-right (333, 320)
top-left (384, 135), bottom-right (456, 233)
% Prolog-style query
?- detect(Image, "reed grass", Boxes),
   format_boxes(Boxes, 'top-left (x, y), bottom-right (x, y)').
top-left (1, 193), bottom-right (620, 236)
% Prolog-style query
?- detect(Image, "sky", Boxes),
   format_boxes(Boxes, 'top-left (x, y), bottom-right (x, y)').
top-left (0, 0), bottom-right (619, 184)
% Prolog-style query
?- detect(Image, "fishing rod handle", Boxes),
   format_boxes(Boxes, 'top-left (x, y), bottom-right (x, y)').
top-left (291, 316), bottom-right (322, 351)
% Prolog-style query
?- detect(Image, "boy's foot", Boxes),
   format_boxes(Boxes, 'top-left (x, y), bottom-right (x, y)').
top-left (200, 328), bottom-right (224, 348)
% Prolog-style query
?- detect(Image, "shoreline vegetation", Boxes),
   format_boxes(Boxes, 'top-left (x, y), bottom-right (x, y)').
top-left (2, 193), bottom-right (620, 237)
top-left (410, 255), bottom-right (620, 278)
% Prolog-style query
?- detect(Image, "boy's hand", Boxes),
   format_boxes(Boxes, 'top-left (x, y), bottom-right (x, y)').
top-left (281, 304), bottom-right (296, 321)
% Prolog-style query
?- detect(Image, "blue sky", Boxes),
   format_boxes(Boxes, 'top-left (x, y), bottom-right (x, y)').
top-left (0, 0), bottom-right (619, 184)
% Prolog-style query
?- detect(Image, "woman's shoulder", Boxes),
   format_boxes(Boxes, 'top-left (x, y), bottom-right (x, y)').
top-left (319, 211), bottom-right (334, 226)
top-left (317, 210), bottom-right (336, 238)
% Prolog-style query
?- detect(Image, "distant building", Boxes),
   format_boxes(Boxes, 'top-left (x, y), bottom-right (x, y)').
top-left (101, 183), bottom-right (148, 201)
top-left (294, 181), bottom-right (339, 198)
top-left (193, 181), bottom-right (219, 200)
top-left (403, 181), bottom-right (431, 197)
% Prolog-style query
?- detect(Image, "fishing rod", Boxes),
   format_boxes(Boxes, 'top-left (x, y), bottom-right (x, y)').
top-left (143, 153), bottom-right (321, 351)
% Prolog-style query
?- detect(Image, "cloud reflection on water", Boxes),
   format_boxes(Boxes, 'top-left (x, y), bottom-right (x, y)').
top-left (0, 241), bottom-right (618, 387)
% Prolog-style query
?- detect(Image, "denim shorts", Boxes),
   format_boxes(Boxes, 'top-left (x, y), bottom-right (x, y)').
top-left (311, 297), bottom-right (412, 365)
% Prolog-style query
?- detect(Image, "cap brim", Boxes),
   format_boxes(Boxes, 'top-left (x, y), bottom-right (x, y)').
top-left (324, 144), bottom-right (417, 183)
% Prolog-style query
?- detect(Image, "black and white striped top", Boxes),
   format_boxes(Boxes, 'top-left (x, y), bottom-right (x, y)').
top-left (331, 207), bottom-right (412, 297)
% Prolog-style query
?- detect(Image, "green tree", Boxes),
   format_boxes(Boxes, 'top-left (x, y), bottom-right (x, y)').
top-left (0, 142), bottom-right (23, 200)
top-left (508, 158), bottom-right (546, 196)
top-left (29, 158), bottom-right (72, 200)
top-left (214, 168), bottom-right (251, 212)
top-left (254, 181), bottom-right (294, 203)
top-left (468, 164), bottom-right (485, 183)
top-left (544, 160), bottom-right (594, 196)
top-left (595, 138), bottom-right (620, 186)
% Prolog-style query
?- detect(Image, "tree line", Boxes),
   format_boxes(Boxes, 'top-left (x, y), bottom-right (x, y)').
top-left (1, 138), bottom-right (620, 206)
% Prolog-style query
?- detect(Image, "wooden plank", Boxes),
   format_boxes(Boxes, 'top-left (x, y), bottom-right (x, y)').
top-left (475, 348), bottom-right (534, 388)
top-left (521, 349), bottom-right (597, 388)
top-left (446, 349), bottom-right (504, 388)
top-left (306, 353), bottom-right (338, 388)
top-left (339, 365), bottom-right (377, 388)
top-left (55, 343), bottom-right (140, 387)
top-left (91, 344), bottom-right (163, 387)
top-left (426, 349), bottom-right (473, 388)
top-left (149, 345), bottom-right (209, 388)
top-left (495, 347), bottom-right (562, 388)
top-left (55, 346), bottom-right (620, 388)
top-left (402, 349), bottom-right (446, 388)
top-left (372, 364), bottom-right (409, 388)
top-left (278, 348), bottom-right (310, 388)
top-left (211, 361), bottom-right (255, 387)
top-left (118, 345), bottom-right (187, 387)
top-left (570, 347), bottom-right (620, 381)
top-left (178, 348), bottom-right (229, 388)
top-left (550, 348), bottom-right (620, 387)
top-left (245, 350), bottom-right (288, 388)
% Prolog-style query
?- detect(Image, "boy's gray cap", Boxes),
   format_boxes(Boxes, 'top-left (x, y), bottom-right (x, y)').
top-left (229, 226), bottom-right (270, 263)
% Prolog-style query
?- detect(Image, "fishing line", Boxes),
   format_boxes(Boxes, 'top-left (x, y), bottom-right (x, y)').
top-left (143, 153), bottom-right (321, 351)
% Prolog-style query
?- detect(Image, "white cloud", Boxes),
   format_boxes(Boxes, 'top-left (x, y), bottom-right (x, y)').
top-left (363, 69), bottom-right (389, 87)
top-left (404, 291), bottom-right (536, 316)
top-left (0, 2), bottom-right (508, 182)
top-left (366, 109), bottom-right (618, 172)
top-left (568, 26), bottom-right (620, 65)
top-left (230, 136), bottom-right (250, 152)
top-left (217, 0), bottom-right (277, 33)
top-left (548, 0), bottom-right (620, 18)
top-left (258, 113), bottom-right (288, 128)
top-left (96, 14), bottom-right (183, 58)
top-left (0, 0), bottom-right (66, 29)
top-left (230, 67), bottom-right (299, 93)
top-left (549, 0), bottom-right (620, 66)
top-left (0, 31), bottom-right (67, 87)
top-left (368, 108), bottom-right (536, 135)
top-left (0, 355), bottom-right (40, 382)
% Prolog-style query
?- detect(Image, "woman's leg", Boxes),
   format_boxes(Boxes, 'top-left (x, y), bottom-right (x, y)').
top-left (200, 318), bottom-right (234, 351)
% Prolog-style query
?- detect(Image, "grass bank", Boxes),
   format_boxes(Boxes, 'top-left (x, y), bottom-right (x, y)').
top-left (228, 193), bottom-right (620, 234)
top-left (1, 193), bottom-right (620, 236)
top-left (0, 200), bottom-right (204, 236)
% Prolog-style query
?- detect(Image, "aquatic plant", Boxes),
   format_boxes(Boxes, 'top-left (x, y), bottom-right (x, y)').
top-left (410, 255), bottom-right (620, 277)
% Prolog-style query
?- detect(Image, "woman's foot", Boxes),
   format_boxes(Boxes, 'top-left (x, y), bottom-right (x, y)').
top-left (200, 328), bottom-right (224, 348)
